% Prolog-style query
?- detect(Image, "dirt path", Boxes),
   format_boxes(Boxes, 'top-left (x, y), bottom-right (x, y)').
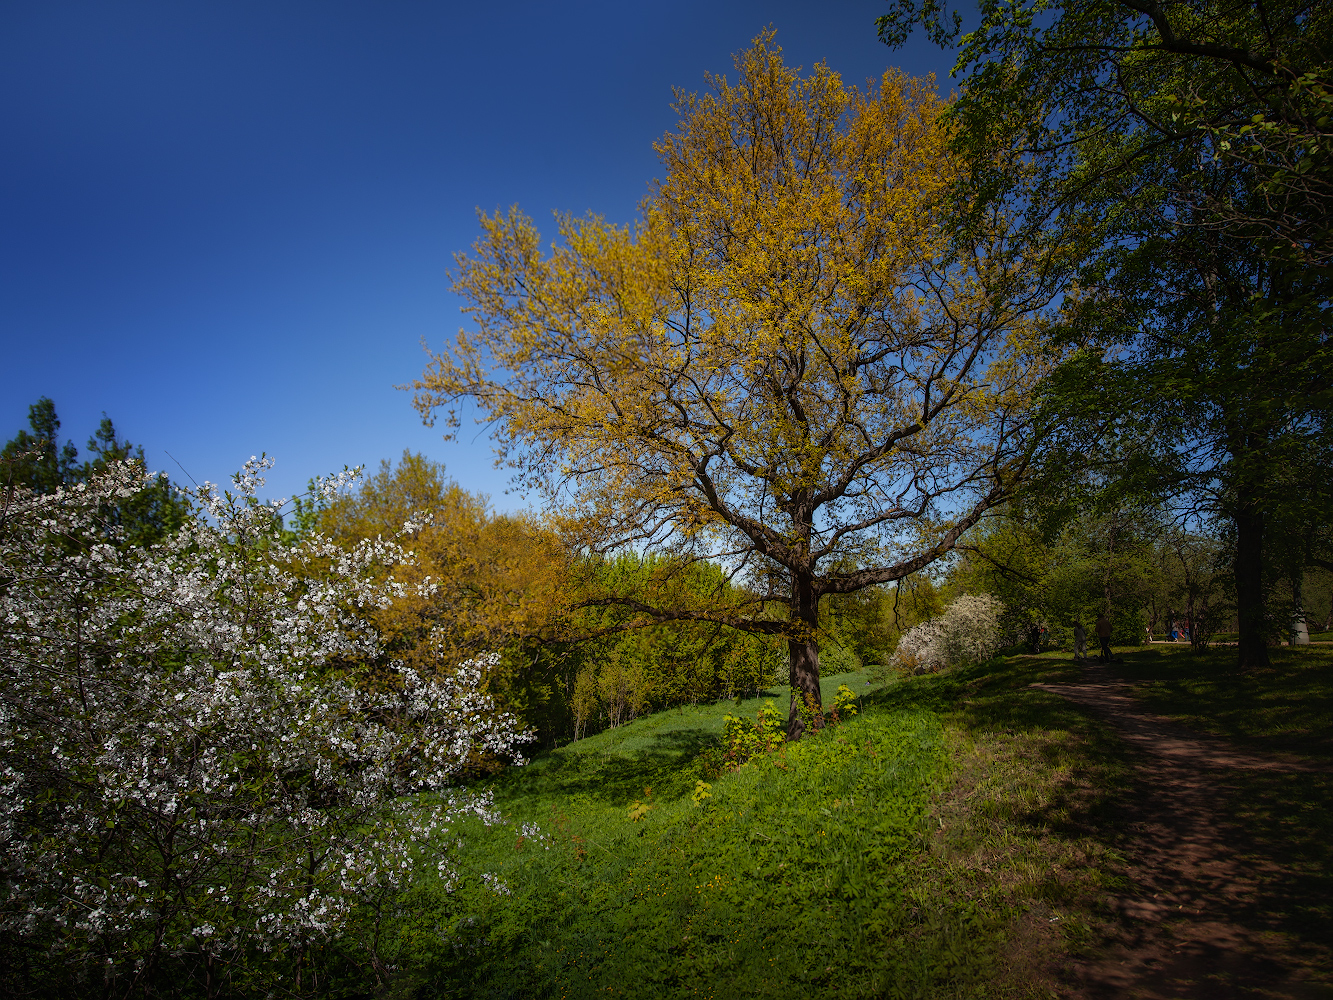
top-left (1033, 665), bottom-right (1333, 1000)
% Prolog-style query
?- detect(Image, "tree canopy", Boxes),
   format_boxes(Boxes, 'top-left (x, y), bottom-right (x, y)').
top-left (879, 0), bottom-right (1333, 666)
top-left (412, 36), bottom-right (1059, 736)
top-left (878, 0), bottom-right (1333, 267)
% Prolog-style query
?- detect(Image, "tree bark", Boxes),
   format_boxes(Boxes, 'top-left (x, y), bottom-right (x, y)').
top-left (786, 571), bottom-right (822, 741)
top-left (1234, 496), bottom-right (1270, 668)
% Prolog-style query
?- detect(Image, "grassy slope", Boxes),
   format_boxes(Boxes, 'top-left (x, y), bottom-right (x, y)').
top-left (390, 647), bottom-right (1331, 998)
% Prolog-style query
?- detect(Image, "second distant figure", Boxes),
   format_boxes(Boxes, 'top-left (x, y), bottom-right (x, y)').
top-left (1095, 613), bottom-right (1113, 662)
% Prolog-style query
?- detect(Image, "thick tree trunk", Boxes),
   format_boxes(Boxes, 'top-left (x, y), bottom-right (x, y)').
top-left (1234, 498), bottom-right (1270, 669)
top-left (786, 572), bottom-right (822, 741)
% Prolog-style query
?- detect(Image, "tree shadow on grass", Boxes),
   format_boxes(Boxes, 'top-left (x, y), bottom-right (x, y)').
top-left (864, 655), bottom-right (1086, 727)
top-left (763, 654), bottom-right (1333, 996)
top-left (494, 725), bottom-right (718, 808)
top-left (1088, 646), bottom-right (1333, 762)
top-left (865, 656), bottom-right (1137, 846)
top-left (1215, 768), bottom-right (1333, 954)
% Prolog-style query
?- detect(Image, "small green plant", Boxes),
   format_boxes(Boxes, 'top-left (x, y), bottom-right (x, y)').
top-left (721, 699), bottom-right (785, 766)
top-left (825, 683), bottom-right (859, 726)
top-left (691, 779), bottom-right (712, 805)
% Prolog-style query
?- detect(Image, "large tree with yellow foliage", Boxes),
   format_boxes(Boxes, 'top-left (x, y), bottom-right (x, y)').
top-left (412, 36), bottom-right (1058, 738)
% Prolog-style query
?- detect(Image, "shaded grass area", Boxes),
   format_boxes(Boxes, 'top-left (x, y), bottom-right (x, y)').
top-left (868, 655), bottom-right (1137, 976)
top-left (1220, 766), bottom-right (1333, 974)
top-left (1111, 644), bottom-right (1333, 762)
top-left (397, 659), bottom-right (1136, 998)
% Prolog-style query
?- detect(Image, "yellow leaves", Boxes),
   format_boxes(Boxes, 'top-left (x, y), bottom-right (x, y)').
top-left (628, 785), bottom-right (655, 821)
top-left (410, 34), bottom-right (1052, 589)
top-left (321, 452), bottom-right (573, 672)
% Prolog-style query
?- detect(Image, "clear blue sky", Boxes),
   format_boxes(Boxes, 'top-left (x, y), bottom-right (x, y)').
top-left (1, 1), bottom-right (956, 509)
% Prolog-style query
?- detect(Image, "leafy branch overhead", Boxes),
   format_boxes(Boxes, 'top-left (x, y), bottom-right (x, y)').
top-left (878, 0), bottom-right (1333, 264)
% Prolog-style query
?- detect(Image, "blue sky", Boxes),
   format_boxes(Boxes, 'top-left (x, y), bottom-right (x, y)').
top-left (2, 1), bottom-right (957, 509)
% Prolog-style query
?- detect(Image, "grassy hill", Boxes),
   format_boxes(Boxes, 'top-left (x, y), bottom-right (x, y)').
top-left (376, 647), bottom-right (1333, 999)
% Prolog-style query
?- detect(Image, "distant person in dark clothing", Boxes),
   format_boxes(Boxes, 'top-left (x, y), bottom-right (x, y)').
top-left (1095, 614), bottom-right (1113, 662)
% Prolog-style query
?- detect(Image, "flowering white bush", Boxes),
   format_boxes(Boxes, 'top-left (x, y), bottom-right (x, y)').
top-left (891, 593), bottom-right (1005, 673)
top-left (0, 457), bottom-right (529, 993)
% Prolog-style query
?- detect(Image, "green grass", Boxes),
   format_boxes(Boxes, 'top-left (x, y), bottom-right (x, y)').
top-left (471, 670), bottom-right (881, 824)
top-left (410, 691), bottom-right (975, 997)
top-left (372, 646), bottom-right (1332, 998)
top-left (377, 662), bottom-right (1130, 999)
top-left (1110, 643), bottom-right (1333, 761)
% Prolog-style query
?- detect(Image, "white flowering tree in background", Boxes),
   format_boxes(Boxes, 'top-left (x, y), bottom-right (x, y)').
top-left (0, 457), bottom-right (529, 996)
top-left (891, 594), bottom-right (1005, 674)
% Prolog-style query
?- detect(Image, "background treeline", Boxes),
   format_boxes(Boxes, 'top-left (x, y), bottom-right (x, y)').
top-left (1, 397), bottom-right (187, 545)
top-left (9, 401), bottom-right (1330, 757)
top-left (313, 451), bottom-right (789, 749)
top-left (950, 504), bottom-right (1333, 651)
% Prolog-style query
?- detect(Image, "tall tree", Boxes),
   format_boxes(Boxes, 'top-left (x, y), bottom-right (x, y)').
top-left (1107, 212), bottom-right (1330, 663)
top-left (411, 37), bottom-right (1058, 737)
top-left (879, 0), bottom-right (1333, 667)
top-left (1, 398), bottom-right (79, 494)
top-left (2, 398), bottom-right (188, 547)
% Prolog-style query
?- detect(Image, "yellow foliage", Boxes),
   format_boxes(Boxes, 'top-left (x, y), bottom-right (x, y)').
top-left (320, 451), bottom-right (572, 674)
top-left (410, 34), bottom-right (1063, 733)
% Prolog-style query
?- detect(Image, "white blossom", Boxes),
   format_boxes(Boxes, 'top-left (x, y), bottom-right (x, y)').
top-left (479, 872), bottom-right (511, 896)
top-left (0, 458), bottom-right (531, 983)
top-left (891, 593), bottom-right (1005, 673)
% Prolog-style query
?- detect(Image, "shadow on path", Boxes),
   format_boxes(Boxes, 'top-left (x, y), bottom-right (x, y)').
top-left (1035, 664), bottom-right (1333, 1000)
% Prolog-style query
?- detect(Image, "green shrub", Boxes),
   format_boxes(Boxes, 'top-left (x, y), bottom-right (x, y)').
top-left (720, 699), bottom-right (785, 765)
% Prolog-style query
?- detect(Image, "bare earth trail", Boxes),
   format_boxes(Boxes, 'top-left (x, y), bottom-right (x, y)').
top-left (1032, 665), bottom-right (1333, 1000)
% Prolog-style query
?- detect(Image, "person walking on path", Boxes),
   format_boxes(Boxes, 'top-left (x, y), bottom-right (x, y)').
top-left (1095, 613), bottom-right (1113, 662)
top-left (1073, 621), bottom-right (1089, 663)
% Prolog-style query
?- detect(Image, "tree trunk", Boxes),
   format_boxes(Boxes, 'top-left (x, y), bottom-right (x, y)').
top-left (786, 571), bottom-right (822, 741)
top-left (1234, 498), bottom-right (1270, 669)
top-left (1192, 592), bottom-right (1210, 652)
